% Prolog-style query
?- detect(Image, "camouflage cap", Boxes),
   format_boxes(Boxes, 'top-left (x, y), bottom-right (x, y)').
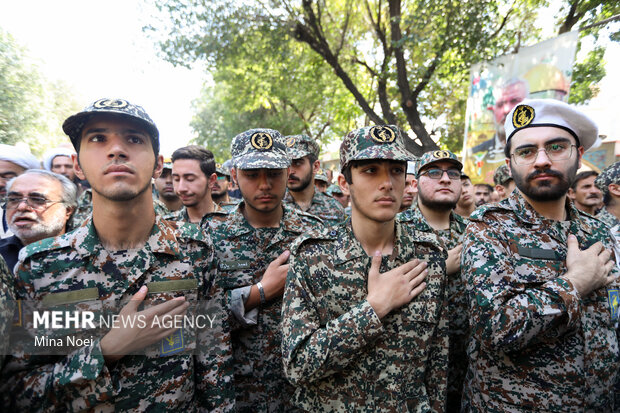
top-left (215, 161), bottom-right (230, 176)
top-left (162, 157), bottom-right (172, 170)
top-left (493, 164), bottom-right (512, 186)
top-left (285, 134), bottom-right (320, 159)
top-left (595, 161), bottom-right (620, 199)
top-left (415, 149), bottom-right (462, 176)
top-left (407, 160), bottom-right (417, 175)
top-left (339, 125), bottom-right (411, 172)
top-left (315, 168), bottom-right (328, 183)
top-left (231, 128), bottom-right (290, 169)
top-left (62, 98), bottom-right (159, 152)
top-left (326, 184), bottom-right (343, 196)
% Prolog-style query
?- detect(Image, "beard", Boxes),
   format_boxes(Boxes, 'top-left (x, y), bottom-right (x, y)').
top-left (511, 159), bottom-right (578, 202)
top-left (418, 189), bottom-right (458, 212)
top-left (288, 171), bottom-right (313, 192)
top-left (10, 208), bottom-right (67, 244)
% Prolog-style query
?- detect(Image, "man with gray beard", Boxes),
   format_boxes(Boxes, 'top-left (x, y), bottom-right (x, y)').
top-left (0, 170), bottom-right (76, 272)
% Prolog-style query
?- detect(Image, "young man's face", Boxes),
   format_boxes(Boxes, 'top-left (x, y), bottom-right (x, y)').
top-left (400, 174), bottom-right (417, 210)
top-left (211, 173), bottom-right (230, 196)
top-left (172, 159), bottom-right (210, 207)
top-left (74, 114), bottom-right (162, 202)
top-left (474, 185), bottom-right (491, 206)
top-left (344, 160), bottom-right (406, 223)
top-left (457, 178), bottom-right (474, 209)
top-left (415, 160), bottom-right (462, 212)
top-left (51, 155), bottom-right (76, 181)
top-left (569, 174), bottom-right (602, 210)
top-left (154, 168), bottom-right (177, 201)
top-left (288, 157), bottom-right (316, 192)
top-left (508, 126), bottom-right (582, 202)
top-left (233, 168), bottom-right (288, 213)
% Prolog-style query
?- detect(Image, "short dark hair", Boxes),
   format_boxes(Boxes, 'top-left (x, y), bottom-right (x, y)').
top-left (474, 183), bottom-right (493, 193)
top-left (342, 159), bottom-right (406, 185)
top-left (171, 145), bottom-right (215, 178)
top-left (570, 170), bottom-right (598, 190)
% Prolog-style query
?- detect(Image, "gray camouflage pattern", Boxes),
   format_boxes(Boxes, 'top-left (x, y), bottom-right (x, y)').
top-left (597, 206), bottom-right (620, 229)
top-left (339, 125), bottom-right (412, 171)
top-left (285, 134), bottom-right (320, 159)
top-left (231, 129), bottom-right (290, 170)
top-left (283, 190), bottom-right (344, 227)
top-left (281, 219), bottom-right (449, 412)
top-left (493, 164), bottom-right (512, 186)
top-left (416, 150), bottom-right (462, 175)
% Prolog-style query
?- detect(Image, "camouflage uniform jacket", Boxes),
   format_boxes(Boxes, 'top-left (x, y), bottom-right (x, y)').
top-left (398, 204), bottom-right (469, 412)
top-left (462, 191), bottom-right (620, 412)
top-left (283, 189), bottom-right (345, 227)
top-left (597, 206), bottom-right (620, 229)
top-left (1, 215), bottom-right (215, 412)
top-left (281, 219), bottom-right (449, 412)
top-left (0, 256), bottom-right (14, 370)
top-left (165, 203), bottom-right (228, 229)
top-left (206, 202), bottom-right (323, 412)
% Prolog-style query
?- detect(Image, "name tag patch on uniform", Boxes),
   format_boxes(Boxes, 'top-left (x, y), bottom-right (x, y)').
top-left (219, 260), bottom-right (251, 271)
top-left (517, 246), bottom-right (560, 260)
top-left (160, 328), bottom-right (184, 356)
top-left (608, 289), bottom-right (620, 321)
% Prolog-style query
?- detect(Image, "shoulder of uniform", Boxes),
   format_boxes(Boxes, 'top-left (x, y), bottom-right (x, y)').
top-left (290, 224), bottom-right (337, 254)
top-left (20, 231), bottom-right (74, 261)
top-left (166, 220), bottom-right (211, 246)
top-left (318, 191), bottom-right (344, 210)
top-left (284, 203), bottom-right (325, 227)
top-left (469, 201), bottom-right (511, 222)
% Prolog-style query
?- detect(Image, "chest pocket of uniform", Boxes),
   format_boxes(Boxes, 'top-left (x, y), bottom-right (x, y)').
top-left (512, 247), bottom-right (564, 284)
top-left (217, 260), bottom-right (255, 290)
top-left (146, 279), bottom-right (199, 301)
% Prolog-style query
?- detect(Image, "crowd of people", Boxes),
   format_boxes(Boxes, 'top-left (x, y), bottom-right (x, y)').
top-left (0, 96), bottom-right (618, 412)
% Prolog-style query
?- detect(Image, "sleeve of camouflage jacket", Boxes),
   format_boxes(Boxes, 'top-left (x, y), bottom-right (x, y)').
top-left (462, 219), bottom-right (582, 353)
top-left (281, 250), bottom-right (385, 385)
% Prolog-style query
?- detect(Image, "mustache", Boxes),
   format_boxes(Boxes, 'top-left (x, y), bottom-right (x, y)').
top-left (288, 175), bottom-right (300, 181)
top-left (527, 169), bottom-right (564, 181)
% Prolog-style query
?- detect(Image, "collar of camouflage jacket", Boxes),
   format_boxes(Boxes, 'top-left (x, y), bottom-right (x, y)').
top-left (332, 219), bottom-right (408, 265)
top-left (72, 215), bottom-right (182, 258)
top-left (507, 190), bottom-right (593, 236)
top-left (223, 201), bottom-right (308, 239)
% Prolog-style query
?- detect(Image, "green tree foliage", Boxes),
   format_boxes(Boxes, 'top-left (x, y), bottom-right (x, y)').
top-left (147, 0), bottom-right (618, 156)
top-left (0, 28), bottom-right (81, 156)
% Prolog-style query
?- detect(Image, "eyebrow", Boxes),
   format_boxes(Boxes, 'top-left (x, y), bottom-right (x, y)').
top-left (514, 137), bottom-right (572, 150)
top-left (7, 191), bottom-right (47, 198)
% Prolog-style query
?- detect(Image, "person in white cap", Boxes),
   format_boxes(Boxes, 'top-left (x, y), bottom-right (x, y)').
top-left (461, 99), bottom-right (619, 412)
top-left (42, 147), bottom-right (77, 182)
top-left (0, 144), bottom-right (40, 238)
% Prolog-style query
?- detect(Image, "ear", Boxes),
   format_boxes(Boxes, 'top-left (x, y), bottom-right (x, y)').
top-left (64, 205), bottom-right (75, 223)
top-left (72, 153), bottom-right (86, 181)
top-left (495, 184), bottom-right (505, 198)
top-left (338, 174), bottom-right (349, 196)
top-left (576, 146), bottom-right (584, 170)
top-left (609, 183), bottom-right (620, 198)
top-left (567, 188), bottom-right (576, 199)
top-left (231, 168), bottom-right (238, 185)
top-left (208, 172), bottom-right (217, 187)
top-left (152, 155), bottom-right (164, 179)
top-left (312, 159), bottom-right (321, 175)
top-left (412, 177), bottom-right (419, 192)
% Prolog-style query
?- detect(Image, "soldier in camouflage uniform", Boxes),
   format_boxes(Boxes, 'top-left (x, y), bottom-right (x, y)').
top-left (0, 98), bottom-right (215, 411)
top-left (153, 158), bottom-right (183, 213)
top-left (283, 134), bottom-right (344, 227)
top-left (462, 99), bottom-right (619, 412)
top-left (0, 255), bottom-right (14, 370)
top-left (325, 183), bottom-right (349, 209)
top-left (595, 161), bottom-right (620, 228)
top-left (281, 125), bottom-right (449, 412)
top-left (166, 145), bottom-right (228, 227)
top-left (398, 149), bottom-right (468, 412)
top-left (493, 164), bottom-right (515, 200)
top-left (314, 168), bottom-right (329, 193)
top-left (213, 161), bottom-right (240, 212)
top-left (206, 128), bottom-right (323, 412)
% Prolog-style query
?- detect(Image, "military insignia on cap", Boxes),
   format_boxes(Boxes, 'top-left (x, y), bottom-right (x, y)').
top-left (286, 137), bottom-right (296, 147)
top-left (432, 150), bottom-right (451, 159)
top-left (512, 104), bottom-right (535, 128)
top-left (250, 132), bottom-right (273, 150)
top-left (93, 98), bottom-right (129, 109)
top-left (215, 163), bottom-right (222, 168)
top-left (370, 126), bottom-right (396, 143)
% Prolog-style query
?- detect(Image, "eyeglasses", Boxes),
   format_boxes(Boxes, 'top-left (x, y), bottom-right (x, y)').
top-left (512, 143), bottom-right (576, 165)
top-left (418, 168), bottom-right (461, 180)
top-left (2, 195), bottom-right (63, 211)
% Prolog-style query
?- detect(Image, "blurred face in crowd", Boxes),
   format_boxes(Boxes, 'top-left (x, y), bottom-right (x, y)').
top-left (508, 126), bottom-right (582, 202)
top-left (172, 159), bottom-right (210, 207)
top-left (288, 157), bottom-right (316, 192)
top-left (6, 174), bottom-right (72, 245)
top-left (233, 168), bottom-right (288, 214)
top-left (154, 168), bottom-right (177, 201)
top-left (496, 179), bottom-right (516, 200)
top-left (474, 184), bottom-right (491, 206)
top-left (331, 190), bottom-right (349, 208)
top-left (457, 177), bottom-right (474, 210)
top-left (341, 160), bottom-right (406, 223)
top-left (492, 81), bottom-right (527, 144)
top-left (569, 174), bottom-right (602, 211)
top-left (51, 155), bottom-right (76, 181)
top-left (0, 160), bottom-right (26, 198)
top-left (315, 180), bottom-right (328, 193)
top-left (211, 173), bottom-right (230, 197)
top-left (415, 161), bottom-right (462, 212)
top-left (401, 174), bottom-right (417, 210)
top-left (74, 114), bottom-right (162, 202)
